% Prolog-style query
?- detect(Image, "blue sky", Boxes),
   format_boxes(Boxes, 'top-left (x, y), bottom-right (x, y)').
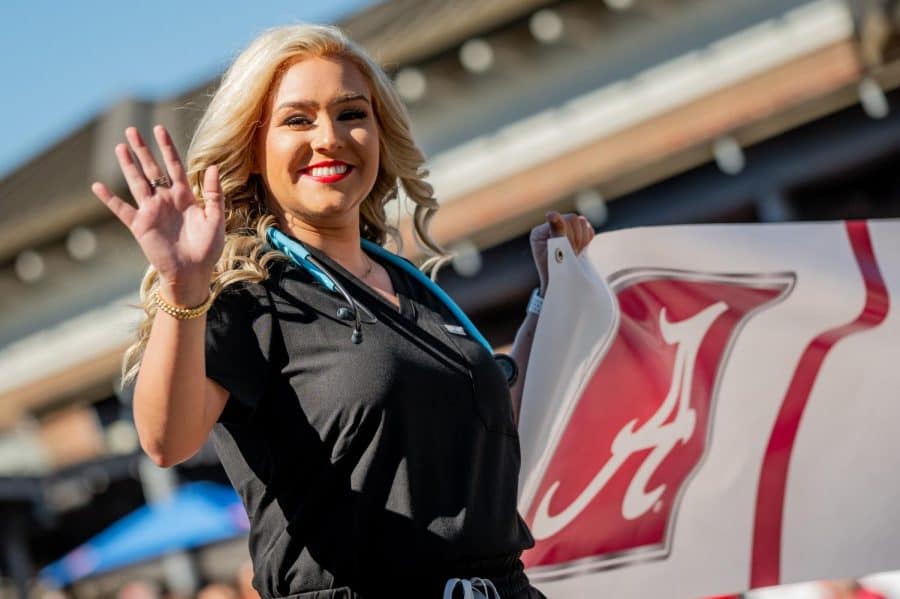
top-left (0, 0), bottom-right (377, 178)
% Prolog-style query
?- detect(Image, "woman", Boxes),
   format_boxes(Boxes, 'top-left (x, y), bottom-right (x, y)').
top-left (93, 24), bottom-right (594, 599)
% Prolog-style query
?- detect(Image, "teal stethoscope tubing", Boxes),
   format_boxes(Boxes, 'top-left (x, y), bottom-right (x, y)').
top-left (266, 226), bottom-right (494, 354)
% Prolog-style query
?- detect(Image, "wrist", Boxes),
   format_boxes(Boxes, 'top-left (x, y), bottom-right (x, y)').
top-left (152, 288), bottom-right (213, 320)
top-left (158, 277), bottom-right (211, 308)
top-left (526, 287), bottom-right (544, 316)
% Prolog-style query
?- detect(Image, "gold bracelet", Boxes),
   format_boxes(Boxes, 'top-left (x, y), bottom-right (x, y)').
top-left (152, 289), bottom-right (214, 320)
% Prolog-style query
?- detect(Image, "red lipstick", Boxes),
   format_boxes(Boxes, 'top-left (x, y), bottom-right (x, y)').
top-left (300, 160), bottom-right (353, 183)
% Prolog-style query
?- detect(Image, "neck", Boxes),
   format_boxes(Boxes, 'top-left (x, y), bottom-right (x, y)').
top-left (277, 212), bottom-right (370, 276)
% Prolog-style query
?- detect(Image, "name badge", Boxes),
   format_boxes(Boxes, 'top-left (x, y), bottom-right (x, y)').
top-left (443, 324), bottom-right (468, 337)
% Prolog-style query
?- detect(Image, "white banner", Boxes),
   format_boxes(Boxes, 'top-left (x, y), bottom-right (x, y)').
top-left (518, 220), bottom-right (900, 598)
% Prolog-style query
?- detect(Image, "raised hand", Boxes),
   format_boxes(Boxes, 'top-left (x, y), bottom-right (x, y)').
top-left (92, 126), bottom-right (225, 306)
top-left (529, 211), bottom-right (595, 294)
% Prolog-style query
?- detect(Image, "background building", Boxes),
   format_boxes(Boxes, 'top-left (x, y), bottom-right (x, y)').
top-left (2, 0), bottom-right (899, 597)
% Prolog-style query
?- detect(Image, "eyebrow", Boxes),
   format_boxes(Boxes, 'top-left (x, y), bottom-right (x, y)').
top-left (275, 93), bottom-right (370, 112)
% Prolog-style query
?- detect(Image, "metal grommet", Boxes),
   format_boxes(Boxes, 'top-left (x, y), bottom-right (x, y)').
top-left (555, 247), bottom-right (564, 263)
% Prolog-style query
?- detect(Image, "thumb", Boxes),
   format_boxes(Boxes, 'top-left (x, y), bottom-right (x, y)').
top-left (547, 211), bottom-right (566, 237)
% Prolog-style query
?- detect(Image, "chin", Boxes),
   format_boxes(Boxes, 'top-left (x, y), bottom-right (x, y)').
top-left (299, 197), bottom-right (362, 221)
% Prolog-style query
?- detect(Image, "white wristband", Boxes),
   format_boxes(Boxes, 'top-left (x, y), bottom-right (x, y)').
top-left (526, 288), bottom-right (544, 315)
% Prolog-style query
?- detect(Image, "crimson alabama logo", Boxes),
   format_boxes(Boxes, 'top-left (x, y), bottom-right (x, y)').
top-left (521, 268), bottom-right (794, 581)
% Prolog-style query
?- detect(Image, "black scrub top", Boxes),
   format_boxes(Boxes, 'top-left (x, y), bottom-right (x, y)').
top-left (204, 240), bottom-right (535, 599)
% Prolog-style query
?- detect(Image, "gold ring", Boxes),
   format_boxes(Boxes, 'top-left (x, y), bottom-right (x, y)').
top-left (149, 174), bottom-right (172, 190)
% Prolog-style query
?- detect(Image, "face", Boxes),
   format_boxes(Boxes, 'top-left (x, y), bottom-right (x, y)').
top-left (256, 56), bottom-right (380, 233)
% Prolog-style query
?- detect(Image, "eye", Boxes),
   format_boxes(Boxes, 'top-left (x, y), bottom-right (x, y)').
top-left (339, 108), bottom-right (368, 121)
top-left (285, 115), bottom-right (313, 127)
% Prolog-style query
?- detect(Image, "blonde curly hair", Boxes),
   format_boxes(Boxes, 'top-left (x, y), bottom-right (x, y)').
top-left (122, 24), bottom-right (446, 383)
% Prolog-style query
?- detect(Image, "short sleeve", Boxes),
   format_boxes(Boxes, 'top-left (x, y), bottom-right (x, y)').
top-left (205, 285), bottom-right (274, 414)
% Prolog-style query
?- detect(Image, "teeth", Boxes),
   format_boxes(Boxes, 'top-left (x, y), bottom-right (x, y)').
top-left (309, 164), bottom-right (349, 177)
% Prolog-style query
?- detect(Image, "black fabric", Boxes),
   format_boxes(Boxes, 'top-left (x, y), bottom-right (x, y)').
top-left (205, 242), bottom-right (535, 599)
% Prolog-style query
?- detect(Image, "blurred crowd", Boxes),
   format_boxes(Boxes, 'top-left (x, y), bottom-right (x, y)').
top-left (32, 560), bottom-right (260, 599)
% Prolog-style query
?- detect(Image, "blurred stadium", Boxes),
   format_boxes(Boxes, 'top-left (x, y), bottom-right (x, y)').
top-left (2, 0), bottom-right (900, 597)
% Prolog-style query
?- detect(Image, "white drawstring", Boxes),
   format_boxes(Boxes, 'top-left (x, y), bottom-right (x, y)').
top-left (442, 577), bottom-right (501, 599)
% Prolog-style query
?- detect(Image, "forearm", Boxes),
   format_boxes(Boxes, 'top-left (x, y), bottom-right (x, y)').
top-left (507, 211), bottom-right (594, 426)
top-left (133, 293), bottom-right (215, 467)
top-left (508, 310), bottom-right (540, 427)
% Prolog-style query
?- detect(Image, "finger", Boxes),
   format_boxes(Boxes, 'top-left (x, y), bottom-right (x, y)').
top-left (578, 216), bottom-right (594, 252)
top-left (582, 215), bottom-right (595, 237)
top-left (125, 127), bottom-right (166, 185)
top-left (202, 165), bottom-right (224, 221)
top-left (153, 125), bottom-right (187, 184)
top-left (115, 143), bottom-right (153, 201)
top-left (546, 211), bottom-right (566, 237)
top-left (558, 213), bottom-right (578, 244)
top-left (92, 181), bottom-right (136, 227)
top-left (566, 214), bottom-right (585, 250)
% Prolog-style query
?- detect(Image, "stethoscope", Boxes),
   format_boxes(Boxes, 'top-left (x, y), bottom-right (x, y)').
top-left (266, 226), bottom-right (518, 386)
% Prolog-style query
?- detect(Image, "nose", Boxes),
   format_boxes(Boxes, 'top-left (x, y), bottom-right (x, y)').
top-left (312, 115), bottom-right (344, 153)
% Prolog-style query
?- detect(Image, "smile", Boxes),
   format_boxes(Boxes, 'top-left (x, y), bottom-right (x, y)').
top-left (301, 161), bottom-right (353, 183)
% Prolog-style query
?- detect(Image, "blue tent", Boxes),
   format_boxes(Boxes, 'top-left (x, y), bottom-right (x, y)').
top-left (40, 481), bottom-right (249, 588)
